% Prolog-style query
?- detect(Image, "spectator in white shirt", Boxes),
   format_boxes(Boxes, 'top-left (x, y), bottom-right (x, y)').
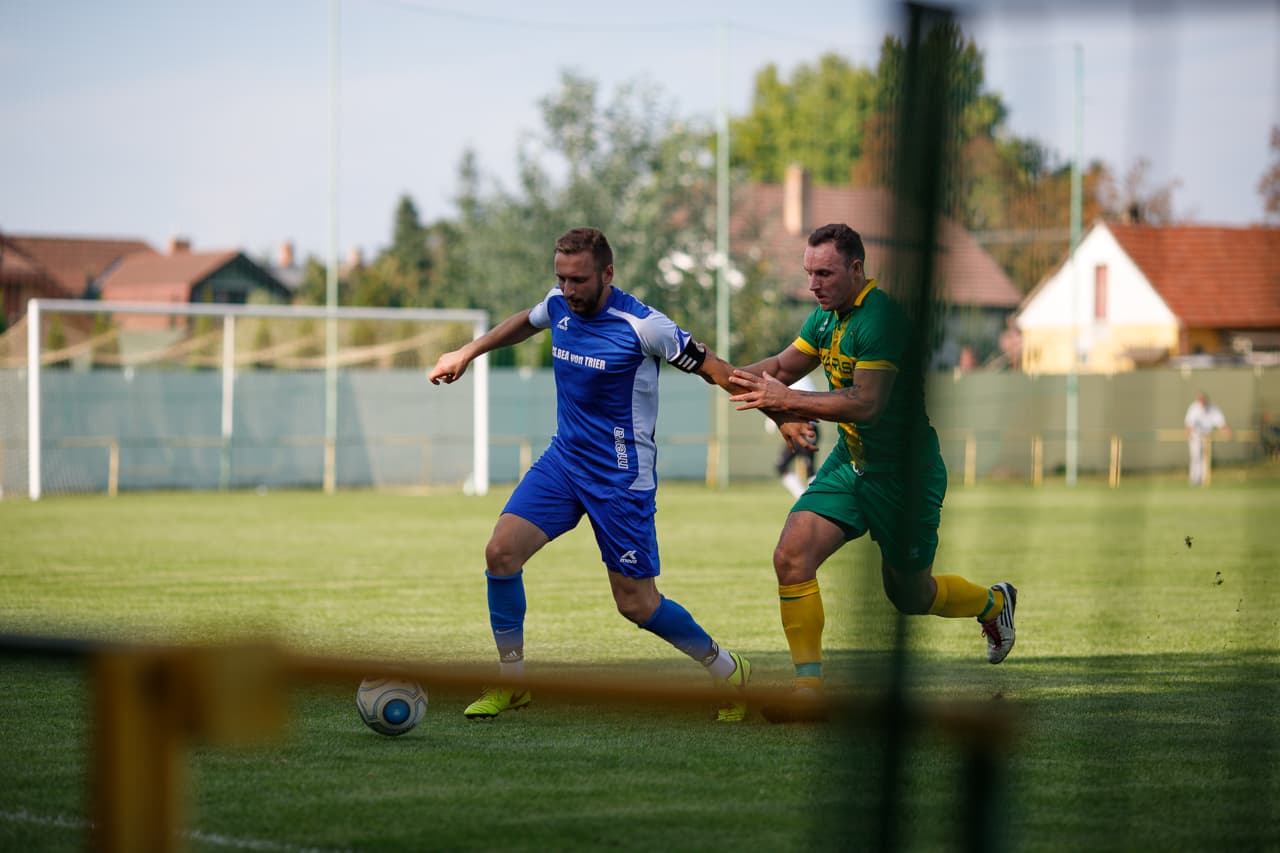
top-left (1184, 392), bottom-right (1231, 486)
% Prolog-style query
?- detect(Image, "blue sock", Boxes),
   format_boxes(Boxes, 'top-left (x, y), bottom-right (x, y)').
top-left (486, 570), bottom-right (526, 663)
top-left (639, 596), bottom-right (715, 663)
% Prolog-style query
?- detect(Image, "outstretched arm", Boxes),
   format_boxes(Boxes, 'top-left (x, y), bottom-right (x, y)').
top-left (690, 343), bottom-right (804, 404)
top-left (428, 309), bottom-right (540, 385)
top-left (737, 345), bottom-right (818, 388)
top-left (694, 346), bottom-right (738, 393)
top-left (731, 366), bottom-right (896, 427)
top-left (697, 343), bottom-right (823, 452)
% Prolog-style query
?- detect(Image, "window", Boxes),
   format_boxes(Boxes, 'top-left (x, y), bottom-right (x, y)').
top-left (1094, 264), bottom-right (1108, 320)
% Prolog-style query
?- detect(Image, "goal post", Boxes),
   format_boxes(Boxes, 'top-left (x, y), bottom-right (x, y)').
top-left (11, 298), bottom-right (490, 500)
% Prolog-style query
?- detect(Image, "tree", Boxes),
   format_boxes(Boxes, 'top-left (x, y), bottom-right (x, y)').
top-left (732, 54), bottom-right (878, 185)
top-left (349, 254), bottom-right (419, 308)
top-left (293, 258), bottom-right (343, 307)
top-left (89, 312), bottom-right (120, 368)
top-left (1095, 157), bottom-right (1181, 224)
top-left (390, 196), bottom-right (431, 279)
top-left (444, 71), bottom-right (793, 365)
top-left (733, 27), bottom-right (1185, 295)
top-left (1258, 125), bottom-right (1280, 223)
top-left (45, 314), bottom-right (70, 369)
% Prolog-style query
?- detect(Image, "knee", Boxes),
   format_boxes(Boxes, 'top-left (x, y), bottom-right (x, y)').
top-left (886, 589), bottom-right (930, 615)
top-left (773, 542), bottom-right (814, 586)
top-left (483, 537), bottom-right (521, 576)
top-left (614, 596), bottom-right (649, 625)
top-left (882, 576), bottom-right (932, 615)
top-left (613, 588), bottom-right (658, 625)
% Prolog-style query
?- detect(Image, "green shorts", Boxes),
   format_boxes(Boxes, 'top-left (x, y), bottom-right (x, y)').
top-left (792, 450), bottom-right (947, 571)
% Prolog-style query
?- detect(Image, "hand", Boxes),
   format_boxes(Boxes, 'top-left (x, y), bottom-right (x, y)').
top-left (428, 349), bottom-right (470, 385)
top-left (779, 420), bottom-right (817, 453)
top-left (729, 369), bottom-right (790, 412)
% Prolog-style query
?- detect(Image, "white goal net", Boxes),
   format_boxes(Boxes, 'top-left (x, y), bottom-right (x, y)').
top-left (0, 299), bottom-right (490, 499)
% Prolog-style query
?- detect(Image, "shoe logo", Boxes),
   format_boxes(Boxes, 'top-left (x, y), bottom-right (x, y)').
top-left (557, 316), bottom-right (570, 331)
top-left (619, 550), bottom-right (638, 565)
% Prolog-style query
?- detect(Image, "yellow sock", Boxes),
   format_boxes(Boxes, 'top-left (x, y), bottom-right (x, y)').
top-left (929, 575), bottom-right (1004, 619)
top-left (779, 579), bottom-right (824, 680)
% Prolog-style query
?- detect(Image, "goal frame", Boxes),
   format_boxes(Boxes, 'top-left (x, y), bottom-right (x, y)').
top-left (23, 298), bottom-right (491, 500)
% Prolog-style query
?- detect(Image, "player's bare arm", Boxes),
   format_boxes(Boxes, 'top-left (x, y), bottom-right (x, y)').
top-left (731, 366), bottom-right (895, 426)
top-left (727, 344), bottom-right (822, 436)
top-left (428, 309), bottom-right (540, 385)
top-left (694, 345), bottom-right (739, 392)
top-left (735, 344), bottom-right (816, 388)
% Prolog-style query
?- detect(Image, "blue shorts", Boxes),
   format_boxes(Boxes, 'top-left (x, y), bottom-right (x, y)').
top-left (502, 450), bottom-right (661, 578)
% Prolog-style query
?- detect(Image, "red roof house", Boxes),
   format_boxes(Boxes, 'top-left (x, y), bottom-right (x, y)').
top-left (1015, 221), bottom-right (1280, 373)
top-left (0, 234), bottom-right (156, 328)
top-left (733, 165), bottom-right (1023, 367)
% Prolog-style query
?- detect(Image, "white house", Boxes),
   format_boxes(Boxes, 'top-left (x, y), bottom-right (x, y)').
top-left (1016, 221), bottom-right (1280, 373)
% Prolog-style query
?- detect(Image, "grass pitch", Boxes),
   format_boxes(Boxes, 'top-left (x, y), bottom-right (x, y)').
top-left (1, 474), bottom-right (1277, 851)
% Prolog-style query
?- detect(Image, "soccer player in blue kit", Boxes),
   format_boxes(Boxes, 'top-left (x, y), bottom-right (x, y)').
top-left (428, 227), bottom-right (752, 722)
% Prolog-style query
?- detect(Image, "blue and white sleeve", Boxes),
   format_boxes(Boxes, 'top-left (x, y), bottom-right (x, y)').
top-left (634, 309), bottom-right (706, 374)
top-left (527, 286), bottom-right (560, 330)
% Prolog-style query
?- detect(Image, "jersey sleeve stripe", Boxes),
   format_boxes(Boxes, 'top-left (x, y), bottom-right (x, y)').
top-left (793, 338), bottom-right (819, 357)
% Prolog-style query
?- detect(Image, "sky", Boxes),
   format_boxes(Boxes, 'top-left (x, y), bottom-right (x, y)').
top-left (2, 0), bottom-right (1277, 266)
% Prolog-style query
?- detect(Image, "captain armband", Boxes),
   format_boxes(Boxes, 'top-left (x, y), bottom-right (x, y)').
top-left (668, 339), bottom-right (708, 374)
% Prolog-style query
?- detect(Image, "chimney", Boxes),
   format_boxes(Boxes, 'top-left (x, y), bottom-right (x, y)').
top-left (783, 164), bottom-right (810, 237)
top-left (168, 236), bottom-right (192, 254)
top-left (278, 240), bottom-right (295, 269)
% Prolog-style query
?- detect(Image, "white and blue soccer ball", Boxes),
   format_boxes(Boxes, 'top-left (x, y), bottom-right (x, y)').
top-left (356, 677), bottom-right (428, 736)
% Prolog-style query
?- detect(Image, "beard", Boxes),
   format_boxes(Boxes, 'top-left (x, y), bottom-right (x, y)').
top-left (566, 281), bottom-right (607, 315)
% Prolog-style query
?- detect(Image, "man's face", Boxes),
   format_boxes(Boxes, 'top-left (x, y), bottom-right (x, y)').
top-left (555, 251), bottom-right (613, 316)
top-left (803, 241), bottom-right (863, 313)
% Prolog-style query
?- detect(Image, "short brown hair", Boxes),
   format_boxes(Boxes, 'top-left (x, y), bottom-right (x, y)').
top-left (556, 227), bottom-right (613, 272)
top-left (808, 223), bottom-right (865, 266)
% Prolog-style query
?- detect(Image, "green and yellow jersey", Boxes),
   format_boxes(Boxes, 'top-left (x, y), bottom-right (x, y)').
top-left (792, 280), bottom-right (939, 473)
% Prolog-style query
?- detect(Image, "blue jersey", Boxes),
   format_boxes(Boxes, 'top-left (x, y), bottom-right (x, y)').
top-left (528, 284), bottom-right (696, 491)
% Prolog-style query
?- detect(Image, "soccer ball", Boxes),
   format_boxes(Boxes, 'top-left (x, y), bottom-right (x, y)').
top-left (356, 677), bottom-right (428, 736)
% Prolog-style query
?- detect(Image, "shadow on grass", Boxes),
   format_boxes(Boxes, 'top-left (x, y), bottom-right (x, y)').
top-left (816, 648), bottom-right (1280, 853)
top-left (0, 649), bottom-right (1276, 852)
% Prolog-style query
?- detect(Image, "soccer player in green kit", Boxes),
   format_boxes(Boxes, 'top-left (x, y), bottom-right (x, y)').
top-left (727, 223), bottom-right (1016, 721)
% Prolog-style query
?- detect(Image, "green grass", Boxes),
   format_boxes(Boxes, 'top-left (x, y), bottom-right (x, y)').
top-left (1, 476), bottom-right (1278, 851)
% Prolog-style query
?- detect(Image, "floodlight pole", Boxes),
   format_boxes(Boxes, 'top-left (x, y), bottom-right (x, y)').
top-left (1066, 44), bottom-right (1083, 487)
top-left (472, 316), bottom-right (490, 496)
top-left (713, 20), bottom-right (731, 489)
top-left (324, 0), bottom-right (341, 494)
top-left (220, 315), bottom-right (235, 490)
top-left (26, 299), bottom-right (42, 501)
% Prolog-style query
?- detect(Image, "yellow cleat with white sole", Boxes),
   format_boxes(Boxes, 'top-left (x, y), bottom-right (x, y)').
top-left (464, 686), bottom-right (532, 720)
top-left (715, 652), bottom-right (752, 722)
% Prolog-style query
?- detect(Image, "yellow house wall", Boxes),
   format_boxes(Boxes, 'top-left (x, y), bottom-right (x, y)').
top-left (1021, 323), bottom-right (1179, 374)
top-left (1184, 327), bottom-right (1225, 355)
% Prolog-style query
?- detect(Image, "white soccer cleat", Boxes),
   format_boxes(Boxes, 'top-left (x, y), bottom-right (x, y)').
top-left (980, 582), bottom-right (1017, 664)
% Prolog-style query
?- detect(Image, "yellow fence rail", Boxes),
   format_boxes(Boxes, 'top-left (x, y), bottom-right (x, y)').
top-left (2, 634), bottom-right (1016, 852)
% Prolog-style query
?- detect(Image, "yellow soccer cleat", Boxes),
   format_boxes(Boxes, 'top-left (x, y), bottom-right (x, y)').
top-left (464, 686), bottom-right (532, 720)
top-left (715, 651), bottom-right (752, 723)
top-left (980, 582), bottom-right (1018, 664)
